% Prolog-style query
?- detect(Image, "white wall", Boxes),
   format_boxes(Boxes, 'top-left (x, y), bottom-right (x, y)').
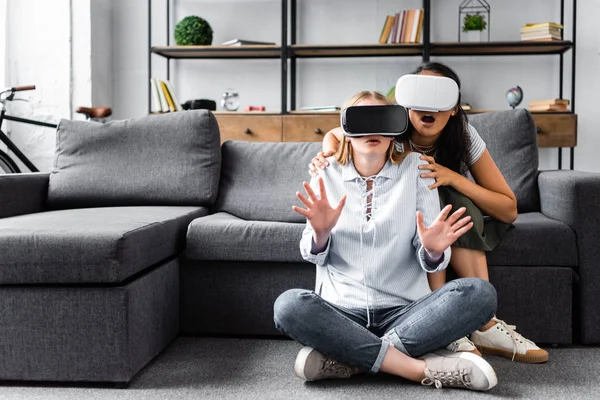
top-left (3, 0), bottom-right (111, 172)
top-left (111, 0), bottom-right (599, 172)
top-left (5, 0), bottom-right (72, 172)
top-left (91, 0), bottom-right (112, 108)
top-left (5, 0), bottom-right (598, 172)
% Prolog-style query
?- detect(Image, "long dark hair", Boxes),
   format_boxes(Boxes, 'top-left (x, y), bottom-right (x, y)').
top-left (410, 62), bottom-right (470, 175)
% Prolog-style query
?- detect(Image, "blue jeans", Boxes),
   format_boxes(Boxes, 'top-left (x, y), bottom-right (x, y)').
top-left (273, 278), bottom-right (496, 374)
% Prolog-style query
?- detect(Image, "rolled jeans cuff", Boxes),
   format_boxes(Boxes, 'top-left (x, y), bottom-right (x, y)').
top-left (383, 328), bottom-right (410, 356)
top-left (370, 337), bottom-right (392, 374)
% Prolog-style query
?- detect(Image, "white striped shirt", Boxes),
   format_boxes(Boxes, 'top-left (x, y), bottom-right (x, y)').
top-left (467, 123), bottom-right (486, 165)
top-left (300, 152), bottom-right (451, 311)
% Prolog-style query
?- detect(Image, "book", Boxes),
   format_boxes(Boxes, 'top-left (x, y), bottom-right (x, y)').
top-left (160, 81), bottom-right (176, 112)
top-left (410, 9), bottom-right (421, 43)
top-left (529, 104), bottom-right (569, 112)
top-left (520, 27), bottom-right (562, 35)
top-left (403, 9), bottom-right (415, 43)
top-left (164, 80), bottom-right (183, 111)
top-left (154, 79), bottom-right (170, 112)
top-left (150, 79), bottom-right (162, 113)
top-left (379, 15), bottom-right (395, 44)
top-left (522, 22), bottom-right (563, 30)
top-left (391, 12), bottom-right (399, 44)
top-left (530, 99), bottom-right (570, 106)
top-left (415, 9), bottom-right (424, 43)
top-left (521, 35), bottom-right (562, 42)
top-left (221, 39), bottom-right (276, 46)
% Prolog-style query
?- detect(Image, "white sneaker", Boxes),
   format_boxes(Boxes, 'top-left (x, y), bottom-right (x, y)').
top-left (445, 336), bottom-right (482, 357)
top-left (421, 350), bottom-right (497, 391)
top-left (470, 318), bottom-right (549, 363)
top-left (294, 346), bottom-right (360, 381)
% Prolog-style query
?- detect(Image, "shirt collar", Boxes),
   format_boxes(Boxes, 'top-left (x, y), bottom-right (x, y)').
top-left (342, 158), bottom-right (401, 182)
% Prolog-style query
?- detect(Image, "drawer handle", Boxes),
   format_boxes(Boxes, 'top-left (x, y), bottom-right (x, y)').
top-left (536, 127), bottom-right (542, 134)
top-left (314, 128), bottom-right (322, 134)
top-left (244, 128), bottom-right (252, 135)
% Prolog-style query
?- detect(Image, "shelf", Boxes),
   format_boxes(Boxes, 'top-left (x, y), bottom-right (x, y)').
top-left (466, 109), bottom-right (574, 114)
top-left (290, 44), bottom-right (423, 58)
top-left (212, 111), bottom-right (281, 115)
top-left (151, 41), bottom-right (572, 59)
top-left (151, 45), bottom-right (281, 59)
top-left (430, 41), bottom-right (573, 56)
top-left (289, 110), bottom-right (340, 114)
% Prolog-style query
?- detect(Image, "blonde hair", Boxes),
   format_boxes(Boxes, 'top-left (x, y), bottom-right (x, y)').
top-left (336, 91), bottom-right (408, 165)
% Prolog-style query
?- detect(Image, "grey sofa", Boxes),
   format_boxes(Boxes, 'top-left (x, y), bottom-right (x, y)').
top-left (0, 108), bottom-right (598, 385)
top-left (181, 109), bottom-right (600, 347)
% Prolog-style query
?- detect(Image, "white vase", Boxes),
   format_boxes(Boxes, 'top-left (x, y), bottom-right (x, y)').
top-left (465, 30), bottom-right (482, 42)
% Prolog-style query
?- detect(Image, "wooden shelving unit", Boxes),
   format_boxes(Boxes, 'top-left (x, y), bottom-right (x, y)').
top-left (149, 0), bottom-right (577, 168)
top-left (151, 45), bottom-right (281, 59)
top-left (430, 41), bottom-right (573, 56)
top-left (290, 44), bottom-right (422, 58)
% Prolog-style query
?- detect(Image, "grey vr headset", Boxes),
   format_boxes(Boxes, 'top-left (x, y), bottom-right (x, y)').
top-left (340, 74), bottom-right (459, 137)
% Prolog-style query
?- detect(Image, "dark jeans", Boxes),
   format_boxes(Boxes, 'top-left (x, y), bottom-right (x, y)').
top-left (273, 278), bottom-right (496, 373)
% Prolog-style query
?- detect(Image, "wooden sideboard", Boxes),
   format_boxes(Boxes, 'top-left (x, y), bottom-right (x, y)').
top-left (214, 111), bottom-right (577, 148)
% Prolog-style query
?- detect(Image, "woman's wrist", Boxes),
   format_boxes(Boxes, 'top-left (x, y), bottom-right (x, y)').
top-left (424, 248), bottom-right (443, 264)
top-left (449, 170), bottom-right (467, 189)
top-left (311, 231), bottom-right (331, 253)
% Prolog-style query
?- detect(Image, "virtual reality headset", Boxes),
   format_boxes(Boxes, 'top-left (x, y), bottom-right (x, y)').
top-left (395, 74), bottom-right (459, 112)
top-left (340, 105), bottom-right (408, 137)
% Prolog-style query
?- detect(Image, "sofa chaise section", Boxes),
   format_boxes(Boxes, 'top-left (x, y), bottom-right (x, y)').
top-left (0, 110), bottom-right (222, 383)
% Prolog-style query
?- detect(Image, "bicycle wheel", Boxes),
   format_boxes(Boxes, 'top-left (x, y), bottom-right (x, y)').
top-left (0, 150), bottom-right (21, 174)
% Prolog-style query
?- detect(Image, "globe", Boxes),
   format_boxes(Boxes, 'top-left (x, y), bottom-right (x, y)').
top-left (506, 86), bottom-right (523, 109)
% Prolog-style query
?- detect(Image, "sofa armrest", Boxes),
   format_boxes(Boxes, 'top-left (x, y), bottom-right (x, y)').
top-left (538, 170), bottom-right (600, 344)
top-left (0, 173), bottom-right (49, 218)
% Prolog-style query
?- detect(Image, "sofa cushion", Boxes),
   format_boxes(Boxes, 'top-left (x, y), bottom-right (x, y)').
top-left (214, 141), bottom-right (321, 222)
top-left (487, 212), bottom-right (577, 267)
top-left (186, 212), bottom-right (305, 262)
top-left (468, 109), bottom-right (540, 213)
top-left (0, 206), bottom-right (208, 284)
top-left (48, 110), bottom-right (221, 209)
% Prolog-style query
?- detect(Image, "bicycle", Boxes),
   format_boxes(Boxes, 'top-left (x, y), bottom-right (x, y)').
top-left (0, 85), bottom-right (112, 174)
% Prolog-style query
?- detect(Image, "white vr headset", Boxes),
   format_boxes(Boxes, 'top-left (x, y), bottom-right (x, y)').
top-left (395, 74), bottom-right (459, 112)
top-left (340, 74), bottom-right (460, 137)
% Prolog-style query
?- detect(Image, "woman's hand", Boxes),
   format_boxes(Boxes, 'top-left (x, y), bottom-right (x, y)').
top-left (418, 155), bottom-right (461, 190)
top-left (416, 205), bottom-right (473, 258)
top-left (309, 151), bottom-right (335, 177)
top-left (293, 176), bottom-right (347, 238)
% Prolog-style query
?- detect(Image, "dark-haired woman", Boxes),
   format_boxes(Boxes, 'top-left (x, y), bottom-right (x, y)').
top-left (309, 62), bottom-right (548, 364)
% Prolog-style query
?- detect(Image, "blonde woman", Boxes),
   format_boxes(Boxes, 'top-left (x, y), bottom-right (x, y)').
top-left (274, 91), bottom-right (499, 391)
top-left (310, 63), bottom-right (548, 364)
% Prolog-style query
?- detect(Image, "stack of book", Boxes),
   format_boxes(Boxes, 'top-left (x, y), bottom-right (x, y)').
top-left (520, 22), bottom-right (563, 41)
top-left (529, 99), bottom-right (570, 112)
top-left (150, 79), bottom-right (183, 113)
top-left (379, 9), bottom-right (424, 44)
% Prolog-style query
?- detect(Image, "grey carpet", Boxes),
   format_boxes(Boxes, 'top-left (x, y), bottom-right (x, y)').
top-left (0, 337), bottom-right (597, 400)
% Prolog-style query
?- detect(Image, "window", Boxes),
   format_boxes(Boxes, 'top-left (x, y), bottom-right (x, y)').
top-left (0, 0), bottom-right (5, 89)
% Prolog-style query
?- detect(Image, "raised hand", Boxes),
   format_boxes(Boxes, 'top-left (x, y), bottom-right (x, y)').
top-left (416, 205), bottom-right (473, 257)
top-left (293, 176), bottom-right (347, 238)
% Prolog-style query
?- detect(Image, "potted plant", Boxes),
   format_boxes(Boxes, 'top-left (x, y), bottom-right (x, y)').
top-left (174, 16), bottom-right (213, 46)
top-left (462, 13), bottom-right (487, 42)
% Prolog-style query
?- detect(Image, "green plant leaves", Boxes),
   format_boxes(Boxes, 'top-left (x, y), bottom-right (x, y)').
top-left (462, 13), bottom-right (487, 32)
top-left (174, 16), bottom-right (214, 46)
